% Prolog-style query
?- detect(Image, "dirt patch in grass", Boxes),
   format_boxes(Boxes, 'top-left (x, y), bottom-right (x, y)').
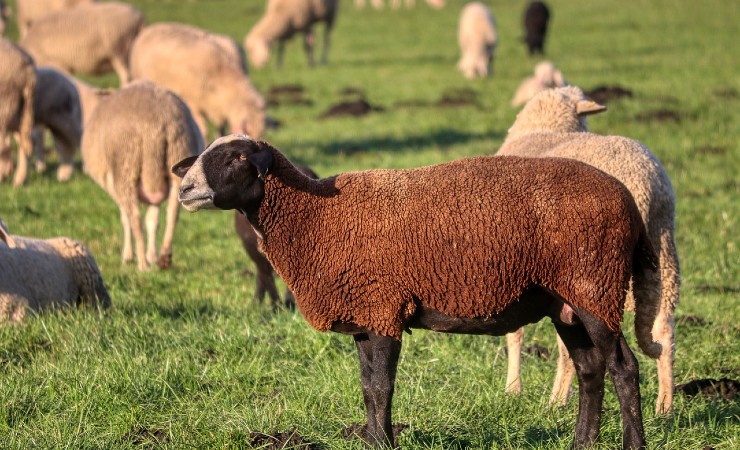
top-left (525, 344), bottom-right (550, 360)
top-left (394, 88), bottom-right (482, 109)
top-left (676, 314), bottom-right (709, 327)
top-left (267, 84), bottom-right (313, 107)
top-left (321, 99), bottom-right (385, 118)
top-left (712, 87), bottom-right (738, 99)
top-left (694, 145), bottom-right (727, 156)
top-left (585, 85), bottom-right (633, 104)
top-left (635, 108), bottom-right (681, 123)
top-left (249, 428), bottom-right (319, 449)
top-left (342, 422), bottom-right (408, 442)
top-left (674, 378), bottom-right (740, 401)
top-left (124, 426), bottom-right (169, 446)
top-left (339, 87), bottom-right (366, 97)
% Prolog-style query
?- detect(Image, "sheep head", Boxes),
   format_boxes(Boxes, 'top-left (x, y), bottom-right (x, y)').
top-left (173, 134), bottom-right (272, 214)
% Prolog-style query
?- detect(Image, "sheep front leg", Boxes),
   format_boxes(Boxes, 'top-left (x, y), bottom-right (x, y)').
top-left (353, 332), bottom-right (402, 448)
top-left (303, 30), bottom-right (315, 67)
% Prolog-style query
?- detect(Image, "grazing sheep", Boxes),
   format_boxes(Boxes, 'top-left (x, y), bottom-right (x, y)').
top-left (130, 22), bottom-right (266, 140)
top-left (511, 60), bottom-right (567, 107)
top-left (81, 81), bottom-right (203, 271)
top-left (16, 0), bottom-right (95, 38)
top-left (31, 67), bottom-right (83, 182)
top-left (174, 134), bottom-right (658, 449)
top-left (0, 38), bottom-right (36, 187)
top-left (234, 164), bottom-right (318, 309)
top-left (523, 1), bottom-right (550, 55)
top-left (457, 2), bottom-right (497, 79)
top-left (497, 86), bottom-right (680, 415)
top-left (67, 75), bottom-right (111, 126)
top-left (245, 0), bottom-right (339, 69)
top-left (0, 219), bottom-right (111, 324)
top-left (20, 2), bottom-right (145, 85)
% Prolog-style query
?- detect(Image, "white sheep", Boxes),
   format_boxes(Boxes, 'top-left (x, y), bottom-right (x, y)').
top-left (355, 0), bottom-right (445, 9)
top-left (81, 80), bottom-right (203, 271)
top-left (16, 0), bottom-right (95, 38)
top-left (0, 38), bottom-right (36, 187)
top-left (510, 60), bottom-right (567, 107)
top-left (457, 2), bottom-right (497, 79)
top-left (0, 219), bottom-right (111, 324)
top-left (497, 86), bottom-right (680, 415)
top-left (245, 0), bottom-right (339, 69)
top-left (31, 66), bottom-right (83, 182)
top-left (130, 22), bottom-right (266, 140)
top-left (19, 2), bottom-right (145, 86)
top-left (67, 75), bottom-right (111, 126)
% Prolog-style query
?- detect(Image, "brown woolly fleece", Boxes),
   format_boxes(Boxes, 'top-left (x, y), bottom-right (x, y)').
top-left (255, 150), bottom-right (655, 339)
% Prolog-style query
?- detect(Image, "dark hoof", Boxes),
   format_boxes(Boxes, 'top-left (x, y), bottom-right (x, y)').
top-left (157, 253), bottom-right (173, 270)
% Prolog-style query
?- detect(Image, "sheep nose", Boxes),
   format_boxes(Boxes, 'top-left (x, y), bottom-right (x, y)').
top-left (179, 183), bottom-right (195, 197)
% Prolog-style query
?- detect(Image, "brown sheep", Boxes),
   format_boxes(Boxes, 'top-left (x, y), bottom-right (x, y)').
top-left (234, 164), bottom-right (318, 309)
top-left (174, 134), bottom-right (658, 449)
top-left (0, 38), bottom-right (36, 187)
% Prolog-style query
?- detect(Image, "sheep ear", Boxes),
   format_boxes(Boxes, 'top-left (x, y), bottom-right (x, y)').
top-left (576, 100), bottom-right (607, 116)
top-left (247, 144), bottom-right (273, 179)
top-left (171, 156), bottom-right (198, 177)
top-left (0, 220), bottom-right (16, 248)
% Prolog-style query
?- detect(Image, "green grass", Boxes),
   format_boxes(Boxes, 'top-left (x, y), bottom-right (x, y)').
top-left (1, 0), bottom-right (738, 448)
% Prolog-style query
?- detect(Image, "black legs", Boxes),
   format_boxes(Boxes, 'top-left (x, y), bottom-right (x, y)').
top-left (354, 332), bottom-right (402, 448)
top-left (555, 310), bottom-right (646, 450)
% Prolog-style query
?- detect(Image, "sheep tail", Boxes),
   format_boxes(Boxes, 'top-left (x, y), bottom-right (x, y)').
top-left (631, 224), bottom-right (662, 359)
top-left (52, 238), bottom-right (112, 310)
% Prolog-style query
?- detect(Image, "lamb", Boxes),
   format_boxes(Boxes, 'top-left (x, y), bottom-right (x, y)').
top-left (523, 1), bottom-right (550, 55)
top-left (31, 66), bottom-right (83, 182)
top-left (245, 0), bottom-right (339, 69)
top-left (234, 164), bottom-right (318, 309)
top-left (457, 2), bottom-right (497, 79)
top-left (81, 80), bottom-right (203, 271)
top-left (16, 0), bottom-right (95, 38)
top-left (0, 219), bottom-right (111, 324)
top-left (0, 38), bottom-right (36, 187)
top-left (510, 60), bottom-right (567, 107)
top-left (497, 85), bottom-right (680, 415)
top-left (129, 22), bottom-right (266, 140)
top-left (173, 134), bottom-right (659, 449)
top-left (20, 2), bottom-right (145, 85)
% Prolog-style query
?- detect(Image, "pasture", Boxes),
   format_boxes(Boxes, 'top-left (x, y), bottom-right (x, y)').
top-left (1, 0), bottom-right (738, 448)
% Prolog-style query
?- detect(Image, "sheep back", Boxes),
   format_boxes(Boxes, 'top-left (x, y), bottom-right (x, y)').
top-left (259, 152), bottom-right (650, 339)
top-left (20, 2), bottom-right (145, 79)
top-left (129, 23), bottom-right (265, 138)
top-left (16, 0), bottom-right (95, 37)
top-left (81, 80), bottom-right (202, 200)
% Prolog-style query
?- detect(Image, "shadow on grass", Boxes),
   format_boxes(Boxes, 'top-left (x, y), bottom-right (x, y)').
top-left (404, 424), bottom-right (568, 448)
top-left (300, 128), bottom-right (504, 158)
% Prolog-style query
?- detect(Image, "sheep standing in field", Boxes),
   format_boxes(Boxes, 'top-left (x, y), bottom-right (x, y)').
top-left (234, 164), bottom-right (318, 309)
top-left (68, 75), bottom-right (111, 126)
top-left (174, 134), bottom-right (659, 449)
top-left (497, 86), bottom-right (680, 415)
top-left (81, 81), bottom-right (203, 271)
top-left (457, 2), bottom-right (497, 79)
top-left (20, 2), bottom-right (145, 86)
top-left (0, 220), bottom-right (111, 324)
top-left (31, 67), bottom-right (83, 182)
top-left (130, 22), bottom-right (266, 141)
top-left (511, 60), bottom-right (567, 107)
top-left (0, 38), bottom-right (36, 187)
top-left (245, 0), bottom-right (338, 69)
top-left (16, 0), bottom-right (95, 38)
top-left (523, 1), bottom-right (550, 55)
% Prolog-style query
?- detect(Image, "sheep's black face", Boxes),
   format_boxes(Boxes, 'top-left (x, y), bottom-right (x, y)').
top-left (174, 135), bottom-right (272, 213)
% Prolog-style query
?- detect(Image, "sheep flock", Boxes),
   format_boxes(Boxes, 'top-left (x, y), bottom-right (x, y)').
top-left (2, 0), bottom-right (715, 448)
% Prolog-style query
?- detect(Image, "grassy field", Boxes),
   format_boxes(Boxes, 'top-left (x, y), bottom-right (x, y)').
top-left (1, 0), bottom-right (738, 448)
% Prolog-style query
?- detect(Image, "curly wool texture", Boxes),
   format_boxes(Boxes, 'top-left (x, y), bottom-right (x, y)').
top-left (20, 2), bottom-right (145, 85)
top-left (257, 150), bottom-right (653, 339)
top-left (130, 22), bottom-right (265, 139)
top-left (0, 233), bottom-right (111, 324)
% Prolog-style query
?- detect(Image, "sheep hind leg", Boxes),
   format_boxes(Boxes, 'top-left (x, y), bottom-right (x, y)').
top-left (144, 204), bottom-right (160, 267)
top-left (303, 31), bottom-right (315, 67)
top-left (654, 230), bottom-right (679, 415)
top-left (157, 182), bottom-right (181, 269)
top-left (119, 201), bottom-right (148, 271)
top-left (553, 321), bottom-right (605, 449)
top-left (353, 332), bottom-right (402, 448)
top-left (549, 334), bottom-right (576, 406)
top-left (504, 328), bottom-right (523, 393)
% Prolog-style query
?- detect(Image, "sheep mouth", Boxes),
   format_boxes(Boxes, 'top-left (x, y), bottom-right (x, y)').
top-left (179, 193), bottom-right (216, 212)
